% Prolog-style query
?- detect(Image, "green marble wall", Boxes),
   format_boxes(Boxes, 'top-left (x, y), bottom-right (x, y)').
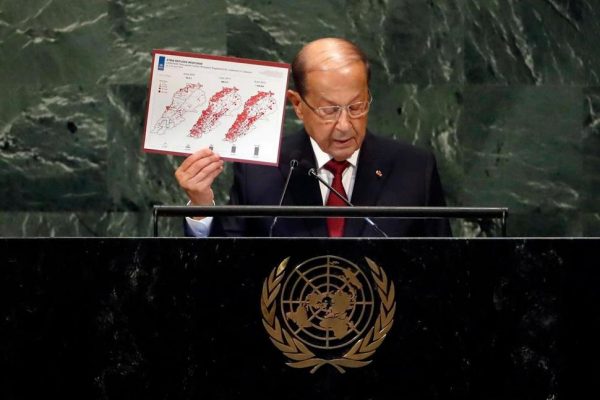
top-left (0, 0), bottom-right (598, 237)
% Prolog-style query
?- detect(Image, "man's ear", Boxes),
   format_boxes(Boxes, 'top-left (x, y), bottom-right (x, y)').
top-left (287, 89), bottom-right (304, 121)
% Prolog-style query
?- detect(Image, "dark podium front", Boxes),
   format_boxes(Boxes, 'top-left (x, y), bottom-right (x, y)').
top-left (1, 238), bottom-right (598, 399)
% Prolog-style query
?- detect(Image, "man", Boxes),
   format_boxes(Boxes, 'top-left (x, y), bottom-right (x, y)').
top-left (176, 38), bottom-right (451, 237)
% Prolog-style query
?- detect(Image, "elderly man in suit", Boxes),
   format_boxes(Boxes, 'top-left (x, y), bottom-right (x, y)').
top-left (175, 37), bottom-right (451, 237)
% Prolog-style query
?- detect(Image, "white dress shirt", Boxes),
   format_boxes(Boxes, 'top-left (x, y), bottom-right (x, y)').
top-left (309, 138), bottom-right (359, 204)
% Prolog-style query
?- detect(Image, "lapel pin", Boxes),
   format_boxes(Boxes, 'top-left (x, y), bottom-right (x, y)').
top-left (375, 169), bottom-right (383, 178)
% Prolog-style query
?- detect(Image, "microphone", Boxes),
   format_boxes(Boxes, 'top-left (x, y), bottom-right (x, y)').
top-left (307, 167), bottom-right (389, 238)
top-left (268, 154), bottom-right (300, 237)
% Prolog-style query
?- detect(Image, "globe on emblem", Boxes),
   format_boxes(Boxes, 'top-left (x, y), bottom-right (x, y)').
top-left (280, 255), bottom-right (376, 351)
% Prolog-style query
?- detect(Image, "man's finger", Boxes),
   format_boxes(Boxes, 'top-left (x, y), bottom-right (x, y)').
top-left (181, 153), bottom-right (221, 179)
top-left (188, 159), bottom-right (224, 185)
top-left (178, 147), bottom-right (214, 172)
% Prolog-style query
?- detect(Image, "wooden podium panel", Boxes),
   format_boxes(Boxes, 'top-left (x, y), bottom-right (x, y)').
top-left (1, 238), bottom-right (598, 399)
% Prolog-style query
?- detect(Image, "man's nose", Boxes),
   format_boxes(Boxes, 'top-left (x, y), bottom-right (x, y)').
top-left (335, 107), bottom-right (352, 130)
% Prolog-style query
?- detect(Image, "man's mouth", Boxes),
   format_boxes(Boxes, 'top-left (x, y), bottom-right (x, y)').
top-left (333, 138), bottom-right (352, 145)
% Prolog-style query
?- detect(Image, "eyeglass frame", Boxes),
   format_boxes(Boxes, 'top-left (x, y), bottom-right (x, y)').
top-left (299, 91), bottom-right (373, 121)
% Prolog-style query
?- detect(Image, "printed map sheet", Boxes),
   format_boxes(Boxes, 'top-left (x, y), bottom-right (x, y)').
top-left (143, 50), bottom-right (290, 166)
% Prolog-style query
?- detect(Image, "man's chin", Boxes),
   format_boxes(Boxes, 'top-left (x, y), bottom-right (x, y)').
top-left (329, 148), bottom-right (356, 161)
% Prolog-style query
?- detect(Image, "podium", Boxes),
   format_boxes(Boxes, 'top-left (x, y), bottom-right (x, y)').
top-left (1, 237), bottom-right (598, 399)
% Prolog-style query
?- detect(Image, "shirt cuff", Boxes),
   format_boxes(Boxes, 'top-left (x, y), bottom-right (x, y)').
top-left (185, 216), bottom-right (213, 237)
top-left (184, 200), bottom-right (215, 237)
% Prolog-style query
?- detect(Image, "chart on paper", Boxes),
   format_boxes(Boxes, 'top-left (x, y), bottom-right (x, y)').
top-left (143, 50), bottom-right (289, 166)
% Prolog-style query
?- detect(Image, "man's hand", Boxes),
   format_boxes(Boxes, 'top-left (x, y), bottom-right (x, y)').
top-left (175, 148), bottom-right (224, 214)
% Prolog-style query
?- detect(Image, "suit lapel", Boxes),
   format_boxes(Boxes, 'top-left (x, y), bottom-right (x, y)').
top-left (280, 131), bottom-right (328, 237)
top-left (344, 133), bottom-right (390, 237)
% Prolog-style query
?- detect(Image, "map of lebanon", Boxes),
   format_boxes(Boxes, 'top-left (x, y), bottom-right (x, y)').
top-left (225, 91), bottom-right (276, 142)
top-left (151, 83), bottom-right (205, 135)
top-left (189, 87), bottom-right (242, 138)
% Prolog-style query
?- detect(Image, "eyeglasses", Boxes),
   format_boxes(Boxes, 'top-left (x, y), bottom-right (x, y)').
top-left (300, 92), bottom-right (373, 121)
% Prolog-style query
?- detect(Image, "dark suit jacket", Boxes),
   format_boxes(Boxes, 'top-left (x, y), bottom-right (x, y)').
top-left (205, 129), bottom-right (452, 237)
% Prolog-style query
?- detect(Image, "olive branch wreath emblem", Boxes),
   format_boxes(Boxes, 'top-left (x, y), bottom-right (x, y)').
top-left (260, 256), bottom-right (396, 374)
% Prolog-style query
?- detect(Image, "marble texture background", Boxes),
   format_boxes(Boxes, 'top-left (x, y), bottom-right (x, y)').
top-left (0, 0), bottom-right (598, 237)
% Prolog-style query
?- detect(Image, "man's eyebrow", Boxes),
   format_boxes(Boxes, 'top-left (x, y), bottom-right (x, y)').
top-left (316, 92), bottom-right (365, 106)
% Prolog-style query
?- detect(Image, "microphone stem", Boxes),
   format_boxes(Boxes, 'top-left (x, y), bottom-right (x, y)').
top-left (309, 169), bottom-right (388, 238)
top-left (269, 160), bottom-right (298, 237)
top-left (279, 166), bottom-right (296, 205)
top-left (309, 169), bottom-right (353, 206)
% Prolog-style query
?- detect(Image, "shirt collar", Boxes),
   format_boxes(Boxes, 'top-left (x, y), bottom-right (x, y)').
top-left (309, 137), bottom-right (360, 170)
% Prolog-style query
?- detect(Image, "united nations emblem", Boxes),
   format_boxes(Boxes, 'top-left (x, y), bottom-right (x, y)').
top-left (261, 255), bottom-right (396, 373)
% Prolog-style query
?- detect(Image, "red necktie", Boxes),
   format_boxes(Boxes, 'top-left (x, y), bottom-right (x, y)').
top-left (324, 159), bottom-right (350, 237)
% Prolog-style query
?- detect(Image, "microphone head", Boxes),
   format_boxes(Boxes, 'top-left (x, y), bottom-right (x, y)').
top-left (287, 150), bottom-right (302, 169)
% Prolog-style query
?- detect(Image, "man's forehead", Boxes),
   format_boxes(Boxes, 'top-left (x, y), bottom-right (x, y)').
top-left (304, 58), bottom-right (365, 74)
top-left (304, 61), bottom-right (368, 85)
top-left (302, 44), bottom-right (359, 69)
top-left (302, 71), bottom-right (367, 103)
